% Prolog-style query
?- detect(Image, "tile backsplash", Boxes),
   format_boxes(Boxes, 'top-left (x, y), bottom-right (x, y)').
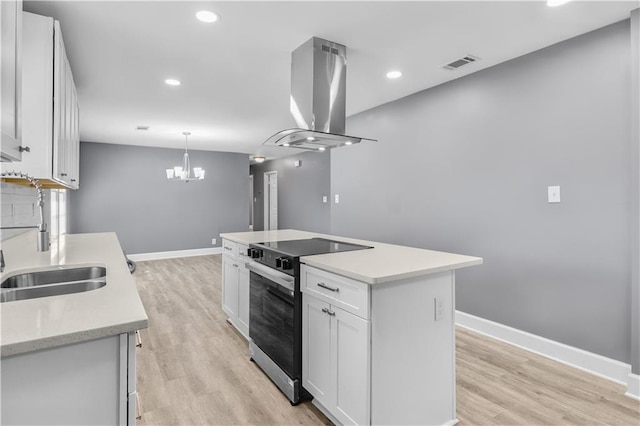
top-left (0, 182), bottom-right (48, 241)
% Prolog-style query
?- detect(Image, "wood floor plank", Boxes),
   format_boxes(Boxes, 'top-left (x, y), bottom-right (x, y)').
top-left (133, 255), bottom-right (639, 425)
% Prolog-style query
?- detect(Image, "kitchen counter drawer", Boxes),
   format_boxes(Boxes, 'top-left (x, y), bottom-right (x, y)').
top-left (222, 239), bottom-right (237, 258)
top-left (301, 265), bottom-right (369, 319)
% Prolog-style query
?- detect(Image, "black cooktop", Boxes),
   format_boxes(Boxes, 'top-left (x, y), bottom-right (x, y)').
top-left (254, 237), bottom-right (372, 257)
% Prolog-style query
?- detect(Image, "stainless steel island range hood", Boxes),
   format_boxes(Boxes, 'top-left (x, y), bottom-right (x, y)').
top-left (263, 37), bottom-right (376, 151)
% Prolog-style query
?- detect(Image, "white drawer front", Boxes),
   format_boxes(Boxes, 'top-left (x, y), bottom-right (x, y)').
top-left (301, 265), bottom-right (369, 319)
top-left (222, 239), bottom-right (237, 258)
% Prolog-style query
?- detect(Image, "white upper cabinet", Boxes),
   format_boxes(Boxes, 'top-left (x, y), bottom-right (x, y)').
top-left (0, 0), bottom-right (23, 162)
top-left (10, 12), bottom-right (80, 189)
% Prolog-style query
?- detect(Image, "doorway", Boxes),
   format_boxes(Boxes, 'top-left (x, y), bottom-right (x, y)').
top-left (264, 171), bottom-right (278, 231)
top-left (249, 175), bottom-right (254, 230)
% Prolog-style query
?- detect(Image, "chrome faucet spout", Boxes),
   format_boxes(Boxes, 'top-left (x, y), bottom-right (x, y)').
top-left (0, 171), bottom-right (50, 252)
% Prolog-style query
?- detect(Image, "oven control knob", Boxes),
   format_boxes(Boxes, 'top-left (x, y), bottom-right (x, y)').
top-left (280, 258), bottom-right (292, 270)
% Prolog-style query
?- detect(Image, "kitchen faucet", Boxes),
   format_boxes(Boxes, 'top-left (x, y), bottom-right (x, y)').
top-left (0, 171), bottom-right (50, 252)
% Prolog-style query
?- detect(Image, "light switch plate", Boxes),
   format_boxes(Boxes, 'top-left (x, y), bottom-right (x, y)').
top-left (548, 186), bottom-right (561, 203)
top-left (322, 196), bottom-right (327, 203)
top-left (334, 194), bottom-right (340, 204)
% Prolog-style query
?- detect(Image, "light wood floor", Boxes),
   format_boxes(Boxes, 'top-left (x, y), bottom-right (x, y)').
top-left (133, 255), bottom-right (639, 425)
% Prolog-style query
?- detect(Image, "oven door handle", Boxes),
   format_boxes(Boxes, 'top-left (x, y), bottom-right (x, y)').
top-left (246, 262), bottom-right (295, 292)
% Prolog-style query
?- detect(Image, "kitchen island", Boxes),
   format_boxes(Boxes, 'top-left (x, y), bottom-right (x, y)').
top-left (220, 229), bottom-right (482, 426)
top-left (0, 230), bottom-right (148, 425)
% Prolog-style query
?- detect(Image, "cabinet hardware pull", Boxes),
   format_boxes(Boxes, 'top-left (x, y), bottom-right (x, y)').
top-left (224, 246), bottom-right (232, 251)
top-left (136, 393), bottom-right (142, 420)
top-left (60, 173), bottom-right (68, 176)
top-left (135, 330), bottom-right (142, 348)
top-left (233, 264), bottom-right (238, 267)
top-left (18, 146), bottom-right (30, 153)
top-left (317, 282), bottom-right (339, 292)
top-left (322, 307), bottom-right (336, 316)
top-left (70, 179), bottom-right (77, 182)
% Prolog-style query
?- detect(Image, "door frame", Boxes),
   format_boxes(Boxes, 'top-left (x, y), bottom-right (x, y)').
top-left (264, 171), bottom-right (278, 231)
top-left (249, 175), bottom-right (254, 230)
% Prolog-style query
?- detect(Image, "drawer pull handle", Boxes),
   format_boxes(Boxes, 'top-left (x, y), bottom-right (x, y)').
top-left (135, 330), bottom-right (142, 348)
top-left (233, 264), bottom-right (238, 268)
top-left (224, 246), bottom-right (233, 251)
top-left (60, 173), bottom-right (68, 177)
top-left (18, 146), bottom-right (30, 153)
top-left (317, 282), bottom-right (339, 292)
top-left (322, 307), bottom-right (336, 316)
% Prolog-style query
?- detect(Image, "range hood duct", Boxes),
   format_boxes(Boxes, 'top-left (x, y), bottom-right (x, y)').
top-left (263, 37), bottom-right (376, 151)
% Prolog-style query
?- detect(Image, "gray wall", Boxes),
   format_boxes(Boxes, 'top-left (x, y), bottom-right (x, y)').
top-left (69, 142), bottom-right (249, 254)
top-left (333, 21), bottom-right (633, 364)
top-left (251, 150), bottom-right (331, 233)
top-left (630, 8), bottom-right (639, 375)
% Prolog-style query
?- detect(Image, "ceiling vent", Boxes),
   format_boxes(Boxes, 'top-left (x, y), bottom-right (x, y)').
top-left (442, 55), bottom-right (480, 71)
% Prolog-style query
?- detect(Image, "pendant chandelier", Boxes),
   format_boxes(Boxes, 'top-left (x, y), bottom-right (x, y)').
top-left (166, 132), bottom-right (205, 182)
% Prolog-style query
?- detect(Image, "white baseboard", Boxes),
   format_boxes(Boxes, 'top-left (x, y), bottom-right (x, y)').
top-left (127, 247), bottom-right (222, 261)
top-left (455, 311), bottom-right (633, 391)
top-left (626, 373), bottom-right (640, 400)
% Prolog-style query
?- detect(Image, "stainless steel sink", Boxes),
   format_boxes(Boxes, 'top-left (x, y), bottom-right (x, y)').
top-left (1, 266), bottom-right (107, 303)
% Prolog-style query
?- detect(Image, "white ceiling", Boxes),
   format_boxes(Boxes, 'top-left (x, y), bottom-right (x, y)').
top-left (24, 0), bottom-right (639, 160)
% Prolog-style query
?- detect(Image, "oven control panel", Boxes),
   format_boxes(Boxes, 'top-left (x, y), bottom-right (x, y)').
top-left (248, 248), bottom-right (295, 275)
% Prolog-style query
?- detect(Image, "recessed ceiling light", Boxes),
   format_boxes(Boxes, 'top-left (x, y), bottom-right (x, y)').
top-left (196, 10), bottom-right (220, 23)
top-left (318, 147), bottom-right (326, 152)
top-left (253, 156), bottom-right (266, 163)
top-left (165, 78), bottom-right (181, 86)
top-left (344, 141), bottom-right (353, 146)
top-left (547, 0), bottom-right (571, 6)
top-left (386, 70), bottom-right (402, 79)
top-left (283, 143), bottom-right (290, 147)
top-left (306, 137), bottom-right (316, 141)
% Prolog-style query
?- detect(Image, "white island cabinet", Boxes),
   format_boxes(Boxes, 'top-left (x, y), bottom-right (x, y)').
top-left (302, 264), bottom-right (459, 426)
top-left (221, 238), bottom-right (250, 338)
top-left (220, 229), bottom-right (482, 426)
top-left (302, 266), bottom-right (371, 425)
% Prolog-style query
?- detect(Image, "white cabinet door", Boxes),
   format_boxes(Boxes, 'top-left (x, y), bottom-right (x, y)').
top-left (1, 335), bottom-right (122, 425)
top-left (53, 22), bottom-right (75, 188)
top-left (303, 294), bottom-right (333, 405)
top-left (0, 0), bottom-right (22, 161)
top-left (222, 256), bottom-right (238, 318)
top-left (11, 12), bottom-right (79, 189)
top-left (237, 265), bottom-right (250, 336)
top-left (303, 293), bottom-right (370, 424)
top-left (334, 307), bottom-right (370, 426)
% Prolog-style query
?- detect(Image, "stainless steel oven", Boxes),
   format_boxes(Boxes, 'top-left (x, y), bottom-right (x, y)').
top-left (246, 238), bottom-right (372, 405)
top-left (246, 261), bottom-right (303, 403)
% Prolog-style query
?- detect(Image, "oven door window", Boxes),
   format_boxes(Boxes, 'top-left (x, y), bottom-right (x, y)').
top-left (249, 272), bottom-right (295, 377)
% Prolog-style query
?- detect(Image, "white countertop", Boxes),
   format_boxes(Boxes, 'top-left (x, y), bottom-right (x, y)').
top-left (0, 231), bottom-right (148, 357)
top-left (220, 230), bottom-right (483, 284)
